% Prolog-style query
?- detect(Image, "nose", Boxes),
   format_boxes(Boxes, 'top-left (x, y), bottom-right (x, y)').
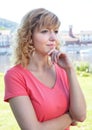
top-left (49, 32), bottom-right (57, 41)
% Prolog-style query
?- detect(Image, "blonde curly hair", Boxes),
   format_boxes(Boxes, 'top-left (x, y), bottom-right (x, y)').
top-left (14, 8), bottom-right (61, 67)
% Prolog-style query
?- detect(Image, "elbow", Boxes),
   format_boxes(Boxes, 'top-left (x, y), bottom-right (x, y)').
top-left (74, 112), bottom-right (86, 122)
top-left (78, 114), bottom-right (86, 122)
top-left (70, 106), bottom-right (87, 122)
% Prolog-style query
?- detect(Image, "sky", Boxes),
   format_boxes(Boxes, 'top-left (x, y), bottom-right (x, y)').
top-left (0, 0), bottom-right (92, 33)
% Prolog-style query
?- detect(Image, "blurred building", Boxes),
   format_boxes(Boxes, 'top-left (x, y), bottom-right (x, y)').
top-left (79, 31), bottom-right (92, 44)
top-left (61, 25), bottom-right (92, 45)
top-left (0, 29), bottom-right (12, 54)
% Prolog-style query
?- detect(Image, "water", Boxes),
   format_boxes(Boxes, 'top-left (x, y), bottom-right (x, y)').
top-left (0, 55), bottom-right (11, 73)
top-left (68, 53), bottom-right (92, 64)
top-left (62, 44), bottom-right (92, 64)
top-left (0, 47), bottom-right (92, 73)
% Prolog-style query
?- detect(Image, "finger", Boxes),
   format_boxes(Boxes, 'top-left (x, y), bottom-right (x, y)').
top-left (48, 49), bottom-right (57, 63)
top-left (51, 51), bottom-right (55, 63)
top-left (56, 52), bottom-right (62, 61)
top-left (52, 51), bottom-right (60, 63)
top-left (71, 122), bottom-right (78, 126)
top-left (54, 51), bottom-right (60, 63)
top-left (48, 49), bottom-right (55, 55)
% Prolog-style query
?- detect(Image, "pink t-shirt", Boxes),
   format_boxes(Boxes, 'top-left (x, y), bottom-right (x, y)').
top-left (4, 64), bottom-right (70, 129)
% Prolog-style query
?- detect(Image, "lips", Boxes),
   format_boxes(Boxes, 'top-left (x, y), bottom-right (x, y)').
top-left (47, 44), bottom-right (55, 47)
top-left (47, 45), bottom-right (55, 51)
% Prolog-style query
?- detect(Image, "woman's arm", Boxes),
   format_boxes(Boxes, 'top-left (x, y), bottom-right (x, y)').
top-left (48, 50), bottom-right (86, 122)
top-left (9, 96), bottom-right (73, 130)
top-left (66, 67), bottom-right (86, 122)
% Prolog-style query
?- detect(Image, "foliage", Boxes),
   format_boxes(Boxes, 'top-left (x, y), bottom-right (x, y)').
top-left (76, 71), bottom-right (91, 77)
top-left (74, 61), bottom-right (92, 77)
top-left (75, 61), bottom-right (89, 72)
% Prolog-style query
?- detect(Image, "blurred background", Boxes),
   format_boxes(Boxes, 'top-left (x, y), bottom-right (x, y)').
top-left (0, 0), bottom-right (92, 73)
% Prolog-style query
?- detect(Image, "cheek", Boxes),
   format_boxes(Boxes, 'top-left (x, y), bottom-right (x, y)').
top-left (33, 35), bottom-right (48, 46)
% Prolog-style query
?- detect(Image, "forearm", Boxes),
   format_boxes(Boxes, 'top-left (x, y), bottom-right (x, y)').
top-left (9, 97), bottom-right (73, 130)
top-left (20, 113), bottom-right (73, 130)
top-left (66, 67), bottom-right (86, 122)
top-left (41, 113), bottom-right (72, 130)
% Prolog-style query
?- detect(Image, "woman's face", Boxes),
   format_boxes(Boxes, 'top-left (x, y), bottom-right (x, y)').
top-left (32, 27), bottom-right (59, 55)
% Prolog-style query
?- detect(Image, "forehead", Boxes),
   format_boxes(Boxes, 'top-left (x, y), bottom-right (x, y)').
top-left (36, 19), bottom-right (60, 31)
top-left (34, 26), bottom-right (59, 34)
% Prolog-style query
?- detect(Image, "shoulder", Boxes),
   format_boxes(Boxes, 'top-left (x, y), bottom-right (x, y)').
top-left (55, 63), bottom-right (69, 90)
top-left (4, 64), bottom-right (28, 102)
top-left (55, 63), bottom-right (66, 74)
top-left (5, 64), bottom-right (23, 73)
top-left (55, 63), bottom-right (68, 80)
top-left (4, 64), bottom-right (24, 80)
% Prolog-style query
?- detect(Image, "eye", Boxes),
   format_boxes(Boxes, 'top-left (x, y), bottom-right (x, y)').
top-left (54, 30), bottom-right (58, 34)
top-left (41, 29), bottom-right (49, 33)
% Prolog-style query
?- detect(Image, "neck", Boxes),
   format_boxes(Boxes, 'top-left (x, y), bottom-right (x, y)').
top-left (28, 52), bottom-right (52, 72)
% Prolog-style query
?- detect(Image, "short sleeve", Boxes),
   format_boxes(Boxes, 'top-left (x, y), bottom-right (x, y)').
top-left (4, 69), bottom-right (28, 102)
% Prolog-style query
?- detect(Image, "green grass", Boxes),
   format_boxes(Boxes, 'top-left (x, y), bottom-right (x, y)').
top-left (0, 72), bottom-right (92, 130)
top-left (0, 73), bottom-right (20, 130)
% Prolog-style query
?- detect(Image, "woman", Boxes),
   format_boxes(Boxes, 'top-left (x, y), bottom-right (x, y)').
top-left (4, 8), bottom-right (86, 130)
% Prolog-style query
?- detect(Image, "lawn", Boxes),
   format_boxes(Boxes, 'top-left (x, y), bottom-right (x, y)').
top-left (0, 72), bottom-right (92, 130)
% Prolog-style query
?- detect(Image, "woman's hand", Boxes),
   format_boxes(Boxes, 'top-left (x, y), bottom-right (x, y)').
top-left (48, 49), bottom-right (73, 70)
top-left (71, 121), bottom-right (78, 126)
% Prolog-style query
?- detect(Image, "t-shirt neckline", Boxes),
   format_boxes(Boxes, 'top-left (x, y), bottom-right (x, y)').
top-left (20, 63), bottom-right (58, 90)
